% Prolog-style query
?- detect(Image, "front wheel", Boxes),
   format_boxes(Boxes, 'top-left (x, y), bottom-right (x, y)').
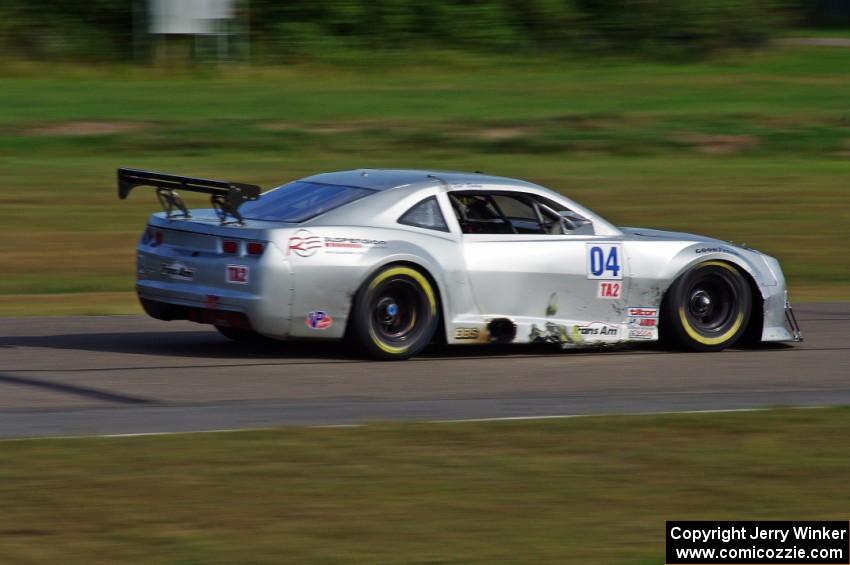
top-left (350, 265), bottom-right (439, 360)
top-left (661, 261), bottom-right (751, 351)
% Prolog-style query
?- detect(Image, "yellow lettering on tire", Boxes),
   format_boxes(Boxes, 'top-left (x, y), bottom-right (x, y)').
top-left (366, 266), bottom-right (437, 354)
top-left (679, 307), bottom-right (744, 346)
top-left (678, 261), bottom-right (745, 346)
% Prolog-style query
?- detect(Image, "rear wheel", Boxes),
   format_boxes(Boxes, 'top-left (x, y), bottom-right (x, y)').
top-left (350, 265), bottom-right (439, 360)
top-left (661, 261), bottom-right (751, 351)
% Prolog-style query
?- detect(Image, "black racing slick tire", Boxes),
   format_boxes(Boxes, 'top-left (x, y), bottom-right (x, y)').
top-left (350, 265), bottom-right (440, 360)
top-left (661, 261), bottom-right (751, 352)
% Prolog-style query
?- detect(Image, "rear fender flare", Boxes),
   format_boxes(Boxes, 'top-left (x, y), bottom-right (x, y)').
top-left (347, 254), bottom-right (450, 341)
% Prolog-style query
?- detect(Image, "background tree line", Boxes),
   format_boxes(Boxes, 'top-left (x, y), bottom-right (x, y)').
top-left (0, 0), bottom-right (840, 63)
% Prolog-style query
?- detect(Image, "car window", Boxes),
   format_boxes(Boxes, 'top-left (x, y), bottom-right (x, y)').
top-left (239, 181), bottom-right (375, 223)
top-left (491, 194), bottom-right (543, 234)
top-left (450, 191), bottom-right (594, 235)
top-left (450, 193), bottom-right (514, 234)
top-left (492, 195), bottom-right (535, 221)
top-left (398, 196), bottom-right (449, 232)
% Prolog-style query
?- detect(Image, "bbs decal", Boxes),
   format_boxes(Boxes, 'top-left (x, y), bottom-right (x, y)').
top-left (586, 243), bottom-right (623, 280)
top-left (454, 328), bottom-right (480, 340)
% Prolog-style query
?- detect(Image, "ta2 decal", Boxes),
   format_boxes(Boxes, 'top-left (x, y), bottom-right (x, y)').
top-left (226, 264), bottom-right (249, 284)
top-left (597, 281), bottom-right (621, 299)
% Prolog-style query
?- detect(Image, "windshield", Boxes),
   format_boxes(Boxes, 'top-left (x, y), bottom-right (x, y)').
top-left (239, 181), bottom-right (375, 223)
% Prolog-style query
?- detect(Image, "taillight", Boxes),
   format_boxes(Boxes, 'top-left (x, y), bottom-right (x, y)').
top-left (153, 229), bottom-right (163, 246)
top-left (222, 240), bottom-right (238, 254)
top-left (247, 242), bottom-right (265, 255)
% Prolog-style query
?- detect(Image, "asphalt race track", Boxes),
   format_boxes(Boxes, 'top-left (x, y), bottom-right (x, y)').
top-left (0, 303), bottom-right (847, 438)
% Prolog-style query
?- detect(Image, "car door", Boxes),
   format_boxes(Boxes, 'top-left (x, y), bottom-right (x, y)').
top-left (452, 190), bottom-right (629, 339)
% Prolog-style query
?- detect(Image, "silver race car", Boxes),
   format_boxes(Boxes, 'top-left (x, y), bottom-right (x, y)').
top-left (119, 167), bottom-right (802, 360)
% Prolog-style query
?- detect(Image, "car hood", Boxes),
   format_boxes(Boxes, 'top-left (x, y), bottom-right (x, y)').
top-left (618, 226), bottom-right (767, 257)
top-left (619, 226), bottom-right (727, 244)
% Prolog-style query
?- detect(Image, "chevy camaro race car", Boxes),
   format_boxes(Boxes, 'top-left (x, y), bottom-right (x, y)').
top-left (119, 167), bottom-right (802, 360)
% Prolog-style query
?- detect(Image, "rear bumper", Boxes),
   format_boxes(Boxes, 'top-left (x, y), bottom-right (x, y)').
top-left (136, 241), bottom-right (293, 338)
top-left (139, 295), bottom-right (254, 330)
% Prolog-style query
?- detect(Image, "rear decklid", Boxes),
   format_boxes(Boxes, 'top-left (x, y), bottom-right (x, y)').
top-left (147, 209), bottom-right (293, 244)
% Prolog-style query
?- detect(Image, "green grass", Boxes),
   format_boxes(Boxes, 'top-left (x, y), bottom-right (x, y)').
top-left (3, 46), bottom-right (850, 121)
top-left (0, 45), bottom-right (848, 312)
top-left (1, 408), bottom-right (849, 564)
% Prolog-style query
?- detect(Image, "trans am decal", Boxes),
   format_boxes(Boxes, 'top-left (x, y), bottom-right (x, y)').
top-left (529, 321), bottom-right (624, 347)
top-left (574, 322), bottom-right (620, 337)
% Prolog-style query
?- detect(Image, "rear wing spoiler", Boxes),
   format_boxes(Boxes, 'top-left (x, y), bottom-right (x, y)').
top-left (117, 167), bottom-right (261, 225)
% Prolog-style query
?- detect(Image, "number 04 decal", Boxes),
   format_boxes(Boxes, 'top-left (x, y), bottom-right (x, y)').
top-left (586, 243), bottom-right (623, 280)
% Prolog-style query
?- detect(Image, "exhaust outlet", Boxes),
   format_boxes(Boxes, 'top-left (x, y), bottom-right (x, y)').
top-left (487, 318), bottom-right (517, 344)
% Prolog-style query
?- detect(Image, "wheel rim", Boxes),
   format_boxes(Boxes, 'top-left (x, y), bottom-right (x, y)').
top-left (683, 269), bottom-right (739, 335)
top-left (371, 278), bottom-right (422, 343)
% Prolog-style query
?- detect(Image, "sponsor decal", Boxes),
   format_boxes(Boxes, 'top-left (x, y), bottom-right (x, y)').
top-left (531, 322), bottom-right (622, 347)
top-left (323, 237), bottom-right (388, 254)
top-left (325, 241), bottom-right (362, 249)
top-left (627, 317), bottom-right (658, 327)
top-left (287, 229), bottom-right (323, 258)
top-left (160, 262), bottom-right (195, 281)
top-left (546, 292), bottom-right (558, 317)
top-left (695, 246), bottom-right (739, 255)
top-left (287, 230), bottom-right (388, 257)
top-left (627, 307), bottom-right (658, 318)
top-left (597, 281), bottom-right (621, 299)
top-left (226, 264), bottom-right (249, 284)
top-left (306, 310), bottom-right (332, 330)
top-left (586, 243), bottom-right (623, 280)
top-left (529, 322), bottom-right (577, 348)
top-left (575, 322), bottom-right (620, 337)
top-left (627, 306), bottom-right (658, 329)
top-left (454, 328), bottom-right (480, 340)
top-left (628, 328), bottom-right (655, 340)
